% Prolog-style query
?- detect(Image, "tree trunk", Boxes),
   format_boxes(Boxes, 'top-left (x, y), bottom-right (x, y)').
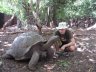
top-left (17, 18), bottom-right (22, 28)
top-left (52, 0), bottom-right (58, 27)
top-left (32, 0), bottom-right (42, 34)
top-left (22, 0), bottom-right (33, 25)
top-left (46, 7), bottom-right (51, 27)
top-left (22, 0), bottom-right (42, 34)
top-left (2, 14), bottom-right (15, 30)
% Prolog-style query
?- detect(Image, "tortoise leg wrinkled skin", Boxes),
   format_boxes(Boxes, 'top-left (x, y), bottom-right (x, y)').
top-left (46, 48), bottom-right (54, 59)
top-left (42, 36), bottom-right (59, 59)
top-left (2, 53), bottom-right (13, 59)
top-left (28, 51), bottom-right (40, 70)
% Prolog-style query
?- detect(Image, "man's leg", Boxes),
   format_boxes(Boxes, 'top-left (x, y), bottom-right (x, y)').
top-left (64, 45), bottom-right (76, 52)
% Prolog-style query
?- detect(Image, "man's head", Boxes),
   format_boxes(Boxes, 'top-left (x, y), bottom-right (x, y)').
top-left (56, 22), bottom-right (68, 34)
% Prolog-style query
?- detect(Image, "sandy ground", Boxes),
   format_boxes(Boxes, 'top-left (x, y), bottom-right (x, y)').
top-left (0, 28), bottom-right (96, 72)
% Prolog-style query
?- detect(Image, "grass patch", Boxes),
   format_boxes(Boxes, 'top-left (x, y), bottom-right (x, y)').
top-left (57, 60), bottom-right (70, 67)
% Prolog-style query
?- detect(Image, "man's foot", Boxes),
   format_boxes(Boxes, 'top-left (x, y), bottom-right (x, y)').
top-left (56, 51), bottom-right (69, 56)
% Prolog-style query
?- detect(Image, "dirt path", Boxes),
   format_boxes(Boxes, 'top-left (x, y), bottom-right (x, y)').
top-left (0, 29), bottom-right (96, 72)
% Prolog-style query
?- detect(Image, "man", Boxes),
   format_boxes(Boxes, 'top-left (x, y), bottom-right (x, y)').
top-left (53, 22), bottom-right (76, 53)
top-left (42, 22), bottom-right (76, 58)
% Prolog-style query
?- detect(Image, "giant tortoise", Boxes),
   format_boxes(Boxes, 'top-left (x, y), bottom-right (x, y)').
top-left (2, 31), bottom-right (59, 70)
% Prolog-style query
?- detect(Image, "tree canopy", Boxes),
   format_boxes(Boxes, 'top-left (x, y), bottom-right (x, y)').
top-left (0, 0), bottom-right (96, 26)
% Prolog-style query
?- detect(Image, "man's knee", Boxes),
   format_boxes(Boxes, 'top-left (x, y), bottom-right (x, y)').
top-left (69, 46), bottom-right (76, 52)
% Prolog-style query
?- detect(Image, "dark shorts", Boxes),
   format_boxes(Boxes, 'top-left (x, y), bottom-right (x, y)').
top-left (59, 41), bottom-right (70, 52)
top-left (54, 39), bottom-right (71, 52)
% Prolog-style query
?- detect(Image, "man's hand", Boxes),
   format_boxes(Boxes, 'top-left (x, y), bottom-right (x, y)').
top-left (59, 45), bottom-right (66, 52)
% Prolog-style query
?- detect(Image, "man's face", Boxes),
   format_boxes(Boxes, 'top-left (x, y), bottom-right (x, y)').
top-left (58, 29), bottom-right (66, 34)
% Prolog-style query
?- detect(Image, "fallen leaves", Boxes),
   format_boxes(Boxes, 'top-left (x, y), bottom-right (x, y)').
top-left (44, 64), bottom-right (56, 72)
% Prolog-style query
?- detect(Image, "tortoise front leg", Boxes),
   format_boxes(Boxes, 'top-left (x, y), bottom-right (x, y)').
top-left (46, 47), bottom-right (54, 59)
top-left (28, 51), bottom-right (40, 70)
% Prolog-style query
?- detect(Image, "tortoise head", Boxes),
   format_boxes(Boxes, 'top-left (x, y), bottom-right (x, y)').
top-left (43, 36), bottom-right (59, 50)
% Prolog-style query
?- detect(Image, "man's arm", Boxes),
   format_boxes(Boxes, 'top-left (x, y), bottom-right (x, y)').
top-left (60, 37), bottom-right (76, 51)
top-left (64, 38), bottom-right (75, 47)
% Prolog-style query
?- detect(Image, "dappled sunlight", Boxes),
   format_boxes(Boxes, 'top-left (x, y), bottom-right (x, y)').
top-left (82, 37), bottom-right (90, 41)
top-left (3, 43), bottom-right (12, 47)
top-left (77, 47), bottom-right (85, 52)
top-left (86, 49), bottom-right (93, 53)
top-left (86, 23), bottom-right (96, 30)
top-left (3, 41), bottom-right (12, 47)
top-left (0, 31), bottom-right (5, 37)
top-left (44, 64), bottom-right (56, 70)
top-left (0, 48), bottom-right (4, 52)
top-left (94, 44), bottom-right (96, 46)
top-left (85, 43), bottom-right (90, 46)
top-left (74, 0), bottom-right (84, 6)
top-left (77, 41), bottom-right (86, 52)
top-left (77, 42), bottom-right (84, 46)
top-left (77, 41), bottom-right (95, 53)
top-left (92, 50), bottom-right (96, 53)
top-left (0, 32), bottom-right (4, 34)
top-left (89, 59), bottom-right (95, 63)
top-left (90, 36), bottom-right (96, 40)
top-left (0, 34), bottom-right (5, 37)
top-left (76, 43), bottom-right (87, 52)
top-left (4, 42), bottom-right (9, 44)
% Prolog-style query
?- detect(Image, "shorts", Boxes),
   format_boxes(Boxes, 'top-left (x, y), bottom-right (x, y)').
top-left (54, 39), bottom-right (70, 52)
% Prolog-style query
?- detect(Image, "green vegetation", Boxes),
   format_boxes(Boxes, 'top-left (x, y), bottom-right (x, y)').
top-left (57, 60), bottom-right (70, 67)
top-left (0, 0), bottom-right (96, 26)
